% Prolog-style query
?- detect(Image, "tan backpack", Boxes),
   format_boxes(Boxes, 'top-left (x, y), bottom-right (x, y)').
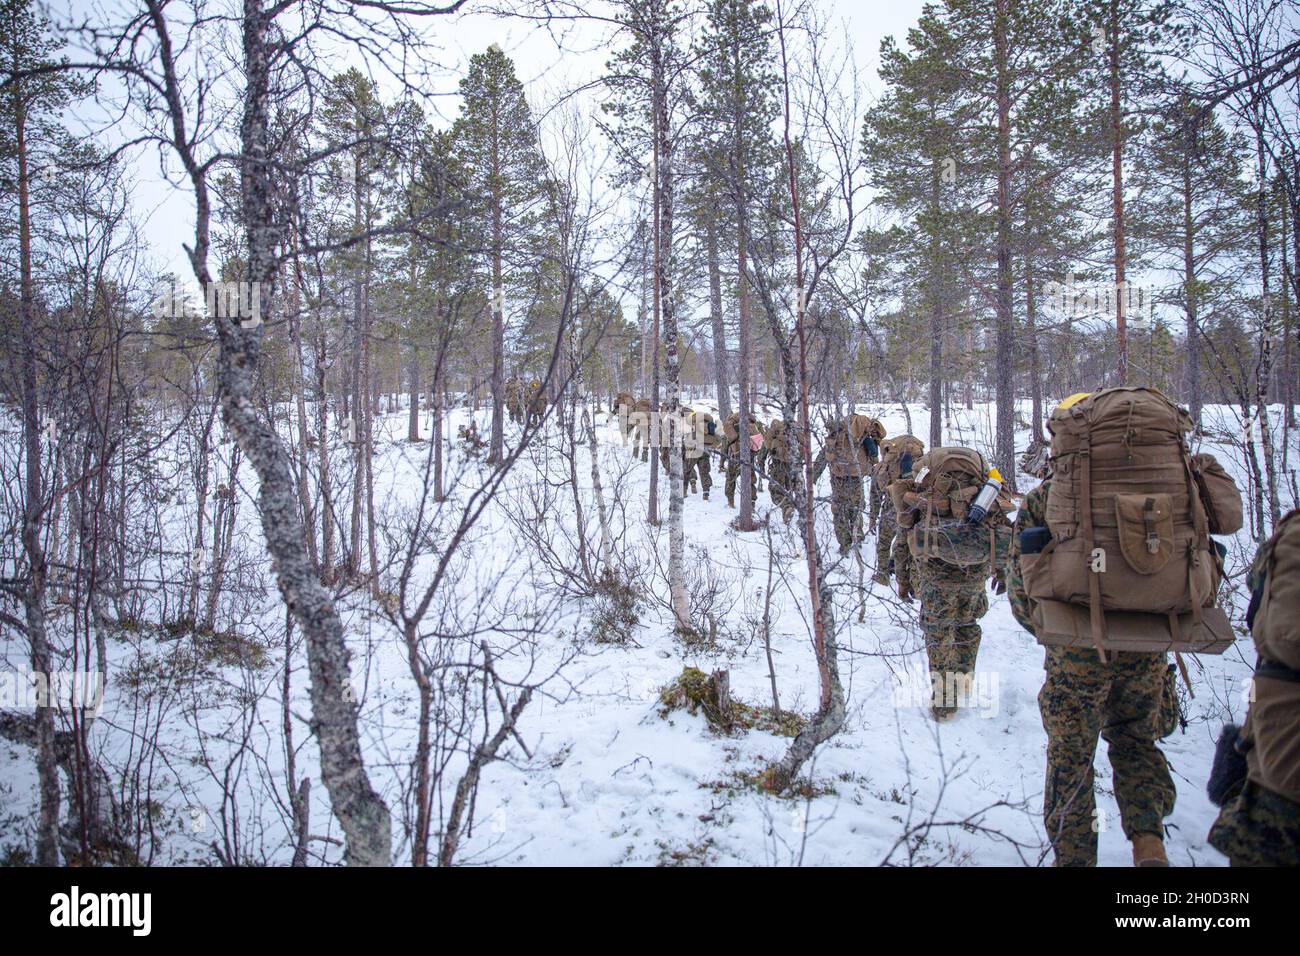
top-left (766, 420), bottom-right (791, 462)
top-left (1021, 387), bottom-right (1238, 655)
top-left (878, 434), bottom-right (925, 485)
top-left (848, 414), bottom-right (886, 444)
top-left (896, 446), bottom-right (1012, 567)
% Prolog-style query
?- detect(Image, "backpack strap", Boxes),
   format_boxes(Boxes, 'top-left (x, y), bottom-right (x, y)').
top-left (1078, 430), bottom-right (1110, 663)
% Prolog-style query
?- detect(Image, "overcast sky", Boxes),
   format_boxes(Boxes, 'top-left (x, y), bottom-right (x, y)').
top-left (49, 0), bottom-right (927, 284)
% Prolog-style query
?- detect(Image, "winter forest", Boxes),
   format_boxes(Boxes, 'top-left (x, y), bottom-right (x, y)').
top-left (1, 0), bottom-right (1298, 870)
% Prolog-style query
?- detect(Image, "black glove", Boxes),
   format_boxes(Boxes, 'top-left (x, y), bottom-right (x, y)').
top-left (1207, 724), bottom-right (1250, 807)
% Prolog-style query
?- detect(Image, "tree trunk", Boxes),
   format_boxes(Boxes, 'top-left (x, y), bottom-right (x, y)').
top-left (653, 39), bottom-right (688, 628)
top-left (705, 212), bottom-right (731, 421)
top-left (225, 0), bottom-right (392, 866)
top-left (13, 73), bottom-right (61, 865)
top-left (993, 0), bottom-right (1017, 491)
top-left (1183, 147), bottom-right (1202, 428)
top-left (1108, 0), bottom-right (1129, 385)
top-left (928, 149), bottom-right (943, 449)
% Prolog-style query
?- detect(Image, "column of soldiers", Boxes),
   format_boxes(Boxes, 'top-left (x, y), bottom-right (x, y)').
top-left (608, 387), bottom-right (1296, 867)
top-left (605, 387), bottom-right (1289, 868)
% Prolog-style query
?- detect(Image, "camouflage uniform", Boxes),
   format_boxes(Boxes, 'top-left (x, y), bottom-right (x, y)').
top-left (630, 398), bottom-right (652, 461)
top-left (722, 415), bottom-right (765, 508)
top-left (505, 377), bottom-right (525, 424)
top-left (811, 419), bottom-right (877, 554)
top-left (909, 556), bottom-right (989, 714)
top-left (1008, 481), bottom-right (1175, 867)
top-left (767, 453), bottom-right (795, 522)
top-left (1208, 782), bottom-right (1300, 866)
top-left (1207, 522), bottom-right (1300, 866)
top-left (525, 381), bottom-right (546, 428)
top-left (659, 445), bottom-right (710, 498)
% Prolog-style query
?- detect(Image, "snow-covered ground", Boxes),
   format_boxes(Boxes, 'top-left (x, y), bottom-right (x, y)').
top-left (0, 397), bottom-right (1278, 866)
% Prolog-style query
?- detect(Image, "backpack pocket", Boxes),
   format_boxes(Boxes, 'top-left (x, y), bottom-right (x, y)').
top-left (1192, 453), bottom-right (1244, 535)
top-left (1115, 493), bottom-right (1174, 575)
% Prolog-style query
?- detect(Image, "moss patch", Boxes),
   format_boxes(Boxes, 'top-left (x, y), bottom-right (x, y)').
top-left (658, 667), bottom-right (806, 738)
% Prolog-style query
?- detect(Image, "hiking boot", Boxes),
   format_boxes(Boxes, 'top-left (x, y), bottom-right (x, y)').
top-left (726, 498), bottom-right (735, 508)
top-left (872, 571), bottom-right (890, 586)
top-left (931, 705), bottom-right (957, 722)
top-left (703, 492), bottom-right (709, 501)
top-left (690, 480), bottom-right (698, 494)
top-left (1131, 833), bottom-right (1168, 867)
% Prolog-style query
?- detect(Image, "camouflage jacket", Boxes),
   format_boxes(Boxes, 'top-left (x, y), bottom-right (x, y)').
top-left (1007, 479), bottom-right (1049, 637)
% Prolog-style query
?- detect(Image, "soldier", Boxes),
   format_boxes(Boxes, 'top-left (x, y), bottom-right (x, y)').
top-left (615, 390), bottom-right (635, 447)
top-left (630, 396), bottom-right (652, 461)
top-left (505, 375), bottom-right (525, 424)
top-left (1207, 510), bottom-right (1300, 866)
top-left (873, 435), bottom-right (924, 587)
top-left (811, 414), bottom-right (884, 555)
top-left (657, 406), bottom-right (710, 498)
top-left (721, 411), bottom-right (766, 509)
top-left (525, 379), bottom-right (547, 428)
top-left (893, 447), bottom-right (1010, 721)
top-left (764, 419), bottom-right (797, 522)
top-left (1006, 395), bottom-right (1176, 867)
top-left (689, 409), bottom-right (720, 500)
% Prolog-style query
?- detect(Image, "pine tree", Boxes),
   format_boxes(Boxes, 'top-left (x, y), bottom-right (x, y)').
top-left (454, 46), bottom-right (547, 464)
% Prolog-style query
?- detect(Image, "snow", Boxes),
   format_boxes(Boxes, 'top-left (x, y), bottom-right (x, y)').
top-left (0, 397), bottom-right (1275, 866)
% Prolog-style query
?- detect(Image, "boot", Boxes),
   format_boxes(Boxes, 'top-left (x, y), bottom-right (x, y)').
top-left (1131, 833), bottom-right (1168, 867)
top-left (703, 491), bottom-right (709, 501)
top-left (872, 571), bottom-right (890, 586)
top-left (727, 498), bottom-right (735, 508)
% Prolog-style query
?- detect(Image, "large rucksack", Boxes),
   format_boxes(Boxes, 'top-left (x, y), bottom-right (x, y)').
top-left (877, 434), bottom-right (925, 486)
top-left (766, 419), bottom-right (791, 462)
top-left (1239, 509), bottom-right (1300, 802)
top-left (1022, 387), bottom-right (1239, 655)
top-left (894, 446), bottom-right (1013, 567)
top-left (824, 415), bottom-right (884, 478)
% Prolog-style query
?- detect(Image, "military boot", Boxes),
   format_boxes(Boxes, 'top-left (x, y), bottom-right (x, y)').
top-left (1131, 833), bottom-right (1168, 867)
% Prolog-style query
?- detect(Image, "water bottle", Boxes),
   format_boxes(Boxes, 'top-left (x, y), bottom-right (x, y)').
top-left (967, 467), bottom-right (1004, 524)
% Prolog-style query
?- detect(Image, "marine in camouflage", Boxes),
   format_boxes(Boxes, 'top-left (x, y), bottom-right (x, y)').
top-left (1009, 479), bottom-right (1175, 867)
top-left (909, 556), bottom-right (989, 717)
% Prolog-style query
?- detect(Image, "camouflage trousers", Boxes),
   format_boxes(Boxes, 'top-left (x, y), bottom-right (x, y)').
top-left (877, 504), bottom-right (899, 579)
top-left (1039, 647), bottom-right (1175, 867)
top-left (768, 458), bottom-right (795, 521)
top-left (686, 452), bottom-right (712, 496)
top-left (1209, 781), bottom-right (1300, 866)
top-left (725, 452), bottom-right (756, 506)
top-left (910, 559), bottom-right (989, 688)
top-left (829, 475), bottom-right (864, 553)
top-left (660, 449), bottom-right (711, 496)
top-left (632, 422), bottom-right (650, 461)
